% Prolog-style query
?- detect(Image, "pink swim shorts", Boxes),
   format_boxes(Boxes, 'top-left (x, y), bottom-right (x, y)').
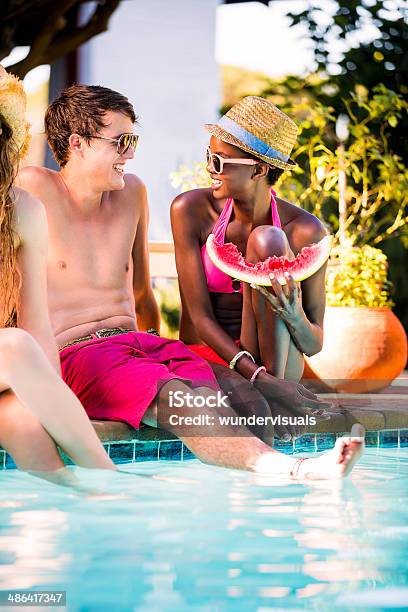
top-left (60, 331), bottom-right (220, 429)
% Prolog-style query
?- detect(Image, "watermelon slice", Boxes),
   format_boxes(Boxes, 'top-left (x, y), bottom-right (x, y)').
top-left (206, 233), bottom-right (332, 286)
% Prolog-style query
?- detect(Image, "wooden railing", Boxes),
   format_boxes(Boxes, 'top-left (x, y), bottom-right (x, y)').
top-left (148, 241), bottom-right (177, 278)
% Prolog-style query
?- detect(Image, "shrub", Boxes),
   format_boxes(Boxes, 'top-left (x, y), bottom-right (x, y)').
top-left (326, 245), bottom-right (393, 308)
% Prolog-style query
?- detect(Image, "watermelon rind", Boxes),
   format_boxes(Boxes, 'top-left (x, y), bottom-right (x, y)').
top-left (206, 233), bottom-right (333, 286)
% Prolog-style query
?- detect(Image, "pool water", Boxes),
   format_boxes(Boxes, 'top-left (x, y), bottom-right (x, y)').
top-left (0, 448), bottom-right (407, 611)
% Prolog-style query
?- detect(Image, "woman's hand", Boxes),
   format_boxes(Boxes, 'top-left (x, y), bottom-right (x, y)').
top-left (253, 370), bottom-right (332, 439)
top-left (251, 272), bottom-right (303, 325)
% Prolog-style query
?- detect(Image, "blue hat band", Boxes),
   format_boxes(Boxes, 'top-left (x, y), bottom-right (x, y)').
top-left (217, 116), bottom-right (289, 163)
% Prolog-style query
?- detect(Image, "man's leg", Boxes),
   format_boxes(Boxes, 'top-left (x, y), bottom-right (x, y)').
top-left (142, 380), bottom-right (364, 479)
top-left (0, 328), bottom-right (114, 470)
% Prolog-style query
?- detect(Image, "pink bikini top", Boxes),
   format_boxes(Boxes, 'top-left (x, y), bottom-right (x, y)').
top-left (201, 189), bottom-right (282, 294)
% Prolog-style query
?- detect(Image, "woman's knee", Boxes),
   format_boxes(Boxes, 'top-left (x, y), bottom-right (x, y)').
top-left (0, 328), bottom-right (41, 375)
top-left (247, 225), bottom-right (291, 261)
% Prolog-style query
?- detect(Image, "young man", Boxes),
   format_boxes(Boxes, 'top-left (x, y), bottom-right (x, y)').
top-left (17, 84), bottom-right (364, 479)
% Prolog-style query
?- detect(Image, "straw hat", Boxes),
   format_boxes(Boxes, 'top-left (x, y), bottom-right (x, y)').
top-left (205, 96), bottom-right (297, 171)
top-left (0, 64), bottom-right (30, 158)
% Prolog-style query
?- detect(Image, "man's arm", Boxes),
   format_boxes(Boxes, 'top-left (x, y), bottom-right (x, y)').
top-left (130, 177), bottom-right (160, 331)
top-left (13, 189), bottom-right (61, 373)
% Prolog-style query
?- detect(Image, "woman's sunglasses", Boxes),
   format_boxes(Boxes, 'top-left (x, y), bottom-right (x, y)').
top-left (85, 133), bottom-right (139, 155)
top-left (206, 145), bottom-right (258, 174)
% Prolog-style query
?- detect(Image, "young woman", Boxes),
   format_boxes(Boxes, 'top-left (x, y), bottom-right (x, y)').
top-left (0, 65), bottom-right (114, 475)
top-left (171, 96), bottom-right (329, 431)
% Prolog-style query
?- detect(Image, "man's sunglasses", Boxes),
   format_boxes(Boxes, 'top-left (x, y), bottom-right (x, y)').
top-left (85, 133), bottom-right (139, 155)
top-left (206, 145), bottom-right (258, 174)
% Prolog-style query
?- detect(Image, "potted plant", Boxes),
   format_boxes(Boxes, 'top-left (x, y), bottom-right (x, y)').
top-left (280, 85), bottom-right (408, 392)
top-left (303, 244), bottom-right (407, 392)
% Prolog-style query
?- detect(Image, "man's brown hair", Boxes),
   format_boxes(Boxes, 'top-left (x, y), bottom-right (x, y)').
top-left (45, 84), bottom-right (137, 167)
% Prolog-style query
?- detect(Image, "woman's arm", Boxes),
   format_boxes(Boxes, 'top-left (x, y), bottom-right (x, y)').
top-left (171, 192), bottom-right (260, 379)
top-left (13, 188), bottom-right (61, 372)
top-left (286, 264), bottom-right (326, 357)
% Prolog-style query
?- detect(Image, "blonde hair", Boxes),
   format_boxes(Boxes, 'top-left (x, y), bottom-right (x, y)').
top-left (0, 114), bottom-right (20, 327)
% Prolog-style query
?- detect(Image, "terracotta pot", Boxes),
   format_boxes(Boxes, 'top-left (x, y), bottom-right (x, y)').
top-left (303, 307), bottom-right (407, 393)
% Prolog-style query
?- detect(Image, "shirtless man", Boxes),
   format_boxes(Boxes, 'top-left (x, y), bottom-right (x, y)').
top-left (17, 84), bottom-right (364, 479)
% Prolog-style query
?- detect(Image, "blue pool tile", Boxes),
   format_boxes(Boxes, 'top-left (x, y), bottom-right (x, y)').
top-left (182, 444), bottom-right (195, 460)
top-left (273, 437), bottom-right (295, 454)
top-left (316, 433), bottom-right (336, 451)
top-left (399, 429), bottom-right (408, 447)
top-left (134, 442), bottom-right (159, 462)
top-left (380, 430), bottom-right (399, 448)
top-left (158, 441), bottom-right (182, 461)
top-left (5, 454), bottom-right (16, 470)
top-left (294, 434), bottom-right (316, 453)
top-left (59, 451), bottom-right (74, 466)
top-left (109, 442), bottom-right (135, 464)
top-left (365, 431), bottom-right (380, 447)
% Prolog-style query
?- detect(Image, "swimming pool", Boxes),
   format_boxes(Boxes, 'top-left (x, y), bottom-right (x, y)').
top-left (1, 446), bottom-right (407, 610)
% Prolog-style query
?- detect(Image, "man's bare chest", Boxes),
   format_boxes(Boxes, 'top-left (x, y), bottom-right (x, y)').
top-left (46, 207), bottom-right (138, 288)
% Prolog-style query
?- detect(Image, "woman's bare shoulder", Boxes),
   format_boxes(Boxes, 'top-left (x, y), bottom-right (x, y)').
top-left (277, 196), bottom-right (327, 250)
top-left (12, 187), bottom-right (47, 244)
top-left (171, 188), bottom-right (214, 219)
top-left (15, 165), bottom-right (58, 198)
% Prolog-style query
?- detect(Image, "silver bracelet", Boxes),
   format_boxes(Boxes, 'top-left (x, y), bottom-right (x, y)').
top-left (229, 350), bottom-right (255, 370)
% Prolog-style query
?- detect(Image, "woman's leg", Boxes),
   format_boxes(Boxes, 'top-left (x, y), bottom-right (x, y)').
top-left (142, 380), bottom-right (364, 479)
top-left (241, 226), bottom-right (304, 382)
top-left (0, 390), bottom-right (64, 471)
top-left (0, 328), bottom-right (114, 470)
top-left (0, 390), bottom-right (89, 488)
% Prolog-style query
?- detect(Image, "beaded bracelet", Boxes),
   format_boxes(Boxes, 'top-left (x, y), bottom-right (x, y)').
top-left (250, 365), bottom-right (266, 385)
top-left (229, 350), bottom-right (255, 370)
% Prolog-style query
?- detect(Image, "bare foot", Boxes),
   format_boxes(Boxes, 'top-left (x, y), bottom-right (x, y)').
top-left (84, 492), bottom-right (129, 501)
top-left (28, 467), bottom-right (82, 488)
top-left (296, 424), bottom-right (365, 480)
top-left (29, 468), bottom-right (124, 498)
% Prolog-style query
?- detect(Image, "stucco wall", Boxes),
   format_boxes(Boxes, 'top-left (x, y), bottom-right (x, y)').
top-left (79, 0), bottom-right (220, 240)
